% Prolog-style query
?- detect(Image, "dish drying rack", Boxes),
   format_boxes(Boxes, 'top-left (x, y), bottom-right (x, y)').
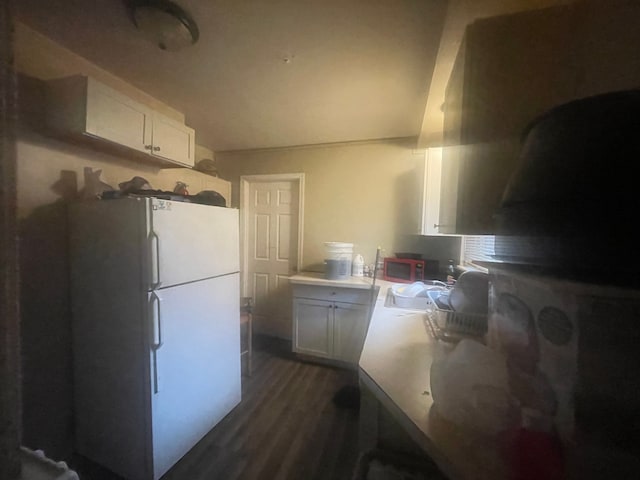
top-left (425, 290), bottom-right (487, 343)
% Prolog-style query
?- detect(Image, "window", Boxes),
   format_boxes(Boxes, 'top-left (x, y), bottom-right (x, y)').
top-left (461, 235), bottom-right (495, 268)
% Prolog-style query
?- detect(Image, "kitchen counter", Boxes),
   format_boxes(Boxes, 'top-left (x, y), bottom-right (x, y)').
top-left (289, 272), bottom-right (507, 479)
top-left (358, 283), bottom-right (506, 480)
top-left (289, 272), bottom-right (376, 289)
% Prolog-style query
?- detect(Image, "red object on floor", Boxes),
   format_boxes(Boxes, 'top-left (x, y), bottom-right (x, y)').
top-left (508, 427), bottom-right (565, 480)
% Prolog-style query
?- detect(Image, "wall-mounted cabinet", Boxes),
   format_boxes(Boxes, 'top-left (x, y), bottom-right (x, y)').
top-left (441, 5), bottom-right (579, 235)
top-left (441, 1), bottom-right (640, 234)
top-left (439, 0), bottom-right (640, 234)
top-left (46, 75), bottom-right (195, 167)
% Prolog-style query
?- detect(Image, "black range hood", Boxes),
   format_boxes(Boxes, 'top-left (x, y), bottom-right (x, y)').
top-left (492, 89), bottom-right (640, 285)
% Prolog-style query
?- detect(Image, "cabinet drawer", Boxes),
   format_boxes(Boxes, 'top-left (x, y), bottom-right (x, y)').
top-left (292, 285), bottom-right (372, 305)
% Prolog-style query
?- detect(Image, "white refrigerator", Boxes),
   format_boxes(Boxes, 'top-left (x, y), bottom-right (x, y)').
top-left (69, 197), bottom-right (241, 480)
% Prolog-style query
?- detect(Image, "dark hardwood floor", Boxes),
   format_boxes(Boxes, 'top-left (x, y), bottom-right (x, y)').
top-left (71, 335), bottom-right (362, 480)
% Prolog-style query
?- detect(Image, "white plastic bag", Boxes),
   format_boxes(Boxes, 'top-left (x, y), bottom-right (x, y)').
top-left (430, 339), bottom-right (519, 434)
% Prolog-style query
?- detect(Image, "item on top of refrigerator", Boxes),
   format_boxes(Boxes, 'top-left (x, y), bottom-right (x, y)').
top-left (118, 175), bottom-right (151, 193)
top-left (82, 167), bottom-right (115, 199)
top-left (192, 190), bottom-right (226, 207)
top-left (173, 181), bottom-right (189, 195)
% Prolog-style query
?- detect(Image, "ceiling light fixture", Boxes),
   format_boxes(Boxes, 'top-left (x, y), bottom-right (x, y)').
top-left (127, 0), bottom-right (199, 51)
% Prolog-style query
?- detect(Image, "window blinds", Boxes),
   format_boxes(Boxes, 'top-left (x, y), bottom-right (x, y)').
top-left (462, 235), bottom-right (495, 265)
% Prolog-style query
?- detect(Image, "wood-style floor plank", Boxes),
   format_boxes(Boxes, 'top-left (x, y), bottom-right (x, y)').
top-left (70, 336), bottom-right (361, 480)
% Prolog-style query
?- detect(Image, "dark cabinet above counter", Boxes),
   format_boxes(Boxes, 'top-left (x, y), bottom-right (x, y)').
top-left (439, 0), bottom-right (640, 235)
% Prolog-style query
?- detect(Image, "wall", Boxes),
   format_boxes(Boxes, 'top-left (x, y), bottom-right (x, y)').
top-left (216, 139), bottom-right (426, 272)
top-left (14, 22), bottom-right (195, 460)
top-left (15, 22), bottom-right (184, 123)
top-left (1, 1), bottom-right (21, 477)
top-left (400, 235), bottom-right (462, 278)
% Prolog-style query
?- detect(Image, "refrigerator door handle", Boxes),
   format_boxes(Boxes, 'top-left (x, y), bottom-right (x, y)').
top-left (151, 291), bottom-right (164, 350)
top-left (149, 230), bottom-right (162, 289)
top-left (151, 291), bottom-right (163, 394)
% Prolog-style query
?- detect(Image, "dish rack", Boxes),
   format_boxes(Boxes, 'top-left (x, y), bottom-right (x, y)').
top-left (425, 291), bottom-right (487, 343)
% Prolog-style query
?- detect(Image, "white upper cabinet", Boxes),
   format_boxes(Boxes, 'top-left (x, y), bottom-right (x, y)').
top-left (46, 75), bottom-right (195, 167)
top-left (83, 77), bottom-right (152, 154)
top-left (420, 147), bottom-right (444, 235)
top-left (420, 147), bottom-right (462, 236)
top-left (149, 113), bottom-right (195, 167)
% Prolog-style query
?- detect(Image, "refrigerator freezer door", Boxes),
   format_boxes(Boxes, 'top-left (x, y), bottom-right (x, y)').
top-left (149, 273), bottom-right (241, 479)
top-left (148, 199), bottom-right (239, 289)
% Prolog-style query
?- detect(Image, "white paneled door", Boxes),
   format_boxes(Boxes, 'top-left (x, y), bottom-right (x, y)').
top-left (246, 180), bottom-right (300, 338)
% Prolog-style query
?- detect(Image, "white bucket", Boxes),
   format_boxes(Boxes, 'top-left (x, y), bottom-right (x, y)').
top-left (324, 242), bottom-right (353, 280)
top-left (324, 242), bottom-right (354, 260)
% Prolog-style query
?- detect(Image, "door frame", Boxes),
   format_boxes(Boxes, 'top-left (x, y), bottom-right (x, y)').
top-left (239, 173), bottom-right (305, 297)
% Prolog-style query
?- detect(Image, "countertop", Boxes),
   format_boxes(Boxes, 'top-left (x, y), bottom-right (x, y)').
top-left (358, 282), bottom-right (506, 480)
top-left (289, 272), bottom-right (379, 290)
top-left (291, 273), bottom-right (637, 479)
top-left (288, 272), bottom-right (505, 479)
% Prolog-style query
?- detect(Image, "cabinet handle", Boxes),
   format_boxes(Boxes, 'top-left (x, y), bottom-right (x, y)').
top-left (153, 146), bottom-right (161, 152)
top-left (144, 144), bottom-right (153, 150)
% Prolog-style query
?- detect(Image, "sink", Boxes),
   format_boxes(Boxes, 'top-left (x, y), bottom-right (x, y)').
top-left (384, 287), bottom-right (430, 310)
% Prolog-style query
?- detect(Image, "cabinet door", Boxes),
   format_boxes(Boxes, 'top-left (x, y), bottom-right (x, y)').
top-left (333, 301), bottom-right (369, 364)
top-left (293, 298), bottom-right (333, 358)
top-left (150, 275), bottom-right (241, 479)
top-left (421, 148), bottom-right (443, 235)
top-left (85, 78), bottom-right (152, 154)
top-left (151, 114), bottom-right (195, 167)
top-left (438, 145), bottom-right (462, 234)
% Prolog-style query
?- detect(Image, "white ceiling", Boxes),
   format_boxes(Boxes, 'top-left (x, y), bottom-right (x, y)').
top-left (17, 0), bottom-right (448, 152)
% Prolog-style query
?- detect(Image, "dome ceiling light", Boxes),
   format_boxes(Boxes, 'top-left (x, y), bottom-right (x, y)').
top-left (127, 0), bottom-right (199, 51)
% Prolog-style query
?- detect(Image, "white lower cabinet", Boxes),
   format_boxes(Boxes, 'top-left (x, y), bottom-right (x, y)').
top-left (294, 299), bottom-right (333, 358)
top-left (292, 285), bottom-right (371, 366)
top-left (332, 301), bottom-right (370, 364)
